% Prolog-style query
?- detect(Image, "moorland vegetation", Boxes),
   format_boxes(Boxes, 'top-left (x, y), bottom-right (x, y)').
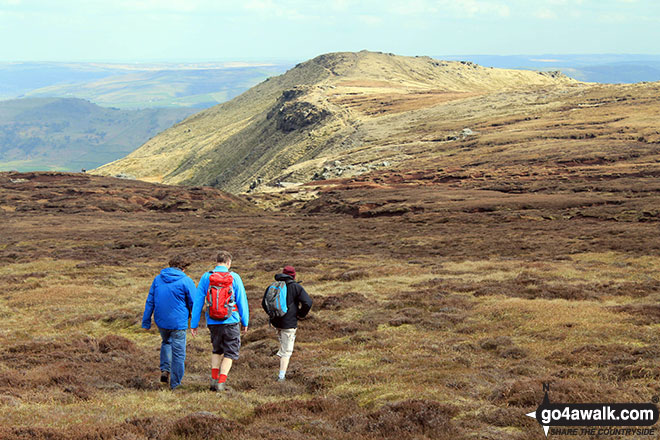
top-left (2, 51), bottom-right (660, 439)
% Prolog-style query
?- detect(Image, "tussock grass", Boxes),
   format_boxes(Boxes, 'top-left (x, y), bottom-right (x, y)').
top-left (3, 173), bottom-right (660, 439)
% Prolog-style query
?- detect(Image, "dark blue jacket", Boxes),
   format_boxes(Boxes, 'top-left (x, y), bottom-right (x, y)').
top-left (262, 273), bottom-right (312, 329)
top-left (142, 267), bottom-right (196, 330)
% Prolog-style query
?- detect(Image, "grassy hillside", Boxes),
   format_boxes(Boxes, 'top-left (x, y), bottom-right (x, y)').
top-left (0, 98), bottom-right (196, 172)
top-left (94, 51), bottom-right (579, 192)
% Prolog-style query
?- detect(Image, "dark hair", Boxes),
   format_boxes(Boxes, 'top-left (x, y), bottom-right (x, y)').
top-left (169, 254), bottom-right (191, 271)
top-left (216, 251), bottom-right (232, 264)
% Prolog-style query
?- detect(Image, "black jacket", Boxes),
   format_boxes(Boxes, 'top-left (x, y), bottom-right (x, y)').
top-left (262, 273), bottom-right (313, 329)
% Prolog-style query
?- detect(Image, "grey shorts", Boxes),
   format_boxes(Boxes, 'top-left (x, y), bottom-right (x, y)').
top-left (276, 327), bottom-right (297, 358)
top-left (208, 323), bottom-right (241, 360)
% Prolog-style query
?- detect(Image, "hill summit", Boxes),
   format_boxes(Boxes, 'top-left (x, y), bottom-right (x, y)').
top-left (93, 51), bottom-right (578, 192)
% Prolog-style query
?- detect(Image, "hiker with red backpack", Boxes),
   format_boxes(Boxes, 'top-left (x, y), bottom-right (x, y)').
top-left (190, 251), bottom-right (249, 392)
top-left (262, 265), bottom-right (313, 382)
top-left (141, 254), bottom-right (196, 391)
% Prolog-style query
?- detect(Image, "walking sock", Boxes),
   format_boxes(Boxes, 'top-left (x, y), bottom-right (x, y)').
top-left (211, 368), bottom-right (219, 380)
top-left (278, 370), bottom-right (286, 380)
top-left (218, 374), bottom-right (227, 384)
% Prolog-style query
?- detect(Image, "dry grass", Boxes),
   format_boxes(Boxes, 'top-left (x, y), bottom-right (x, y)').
top-left (1, 172), bottom-right (660, 439)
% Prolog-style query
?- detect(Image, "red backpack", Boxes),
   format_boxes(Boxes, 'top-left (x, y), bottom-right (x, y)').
top-left (205, 271), bottom-right (236, 320)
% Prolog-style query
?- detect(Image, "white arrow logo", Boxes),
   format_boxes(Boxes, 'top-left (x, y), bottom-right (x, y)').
top-left (527, 410), bottom-right (550, 437)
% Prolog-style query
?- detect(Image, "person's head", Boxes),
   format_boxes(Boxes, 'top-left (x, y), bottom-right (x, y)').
top-left (169, 254), bottom-right (191, 272)
top-left (283, 265), bottom-right (296, 279)
top-left (217, 251), bottom-right (232, 269)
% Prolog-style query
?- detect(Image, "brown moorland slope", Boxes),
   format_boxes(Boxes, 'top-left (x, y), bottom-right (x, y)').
top-left (253, 80), bottom-right (660, 215)
top-left (93, 51), bottom-right (579, 193)
top-left (1, 170), bottom-right (660, 439)
top-left (0, 171), bottom-right (251, 214)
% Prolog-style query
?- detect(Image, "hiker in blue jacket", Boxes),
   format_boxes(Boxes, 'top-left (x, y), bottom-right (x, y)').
top-left (141, 254), bottom-right (196, 390)
top-left (190, 251), bottom-right (249, 392)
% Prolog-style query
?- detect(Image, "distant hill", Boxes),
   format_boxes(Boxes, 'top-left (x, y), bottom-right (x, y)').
top-left (93, 50), bottom-right (579, 192)
top-left (439, 54), bottom-right (660, 83)
top-left (0, 62), bottom-right (120, 100)
top-left (0, 98), bottom-right (196, 172)
top-left (0, 62), bottom-right (292, 109)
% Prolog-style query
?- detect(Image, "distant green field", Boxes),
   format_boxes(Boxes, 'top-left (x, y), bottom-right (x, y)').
top-left (20, 65), bottom-right (292, 109)
top-left (0, 159), bottom-right (69, 172)
top-left (0, 98), bottom-right (196, 172)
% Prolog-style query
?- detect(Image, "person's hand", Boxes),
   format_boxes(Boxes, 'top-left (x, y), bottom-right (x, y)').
top-left (190, 328), bottom-right (198, 337)
top-left (242, 326), bottom-right (248, 335)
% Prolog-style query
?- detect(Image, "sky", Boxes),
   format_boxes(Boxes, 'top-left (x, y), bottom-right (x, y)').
top-left (1, 0), bottom-right (659, 62)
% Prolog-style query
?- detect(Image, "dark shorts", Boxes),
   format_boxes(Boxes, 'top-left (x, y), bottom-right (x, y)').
top-left (208, 323), bottom-right (241, 360)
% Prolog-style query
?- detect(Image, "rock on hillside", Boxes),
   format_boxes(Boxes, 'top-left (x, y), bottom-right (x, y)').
top-left (93, 51), bottom-right (579, 193)
top-left (0, 172), bottom-right (252, 214)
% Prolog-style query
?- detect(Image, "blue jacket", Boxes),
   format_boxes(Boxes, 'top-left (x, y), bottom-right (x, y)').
top-left (142, 267), bottom-right (196, 330)
top-left (191, 265), bottom-right (249, 328)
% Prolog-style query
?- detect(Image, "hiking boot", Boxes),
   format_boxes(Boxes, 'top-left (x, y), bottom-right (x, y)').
top-left (160, 371), bottom-right (170, 384)
top-left (209, 378), bottom-right (219, 392)
top-left (217, 382), bottom-right (226, 391)
top-left (277, 377), bottom-right (286, 383)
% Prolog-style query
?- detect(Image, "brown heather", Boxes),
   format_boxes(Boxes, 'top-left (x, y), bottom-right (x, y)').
top-left (2, 51), bottom-right (660, 439)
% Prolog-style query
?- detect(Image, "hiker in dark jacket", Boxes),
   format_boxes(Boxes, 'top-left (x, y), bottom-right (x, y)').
top-left (141, 254), bottom-right (196, 390)
top-left (261, 265), bottom-right (312, 381)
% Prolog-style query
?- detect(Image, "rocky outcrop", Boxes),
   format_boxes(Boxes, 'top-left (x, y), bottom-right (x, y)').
top-left (312, 160), bottom-right (391, 181)
top-left (270, 101), bottom-right (330, 133)
top-left (266, 88), bottom-right (330, 133)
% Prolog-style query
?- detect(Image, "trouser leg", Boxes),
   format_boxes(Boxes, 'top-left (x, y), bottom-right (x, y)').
top-left (279, 355), bottom-right (291, 374)
top-left (276, 328), bottom-right (297, 378)
top-left (169, 329), bottom-right (187, 389)
top-left (159, 328), bottom-right (172, 373)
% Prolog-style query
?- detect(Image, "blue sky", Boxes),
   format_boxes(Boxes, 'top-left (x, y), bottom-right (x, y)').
top-left (1, 0), bottom-right (659, 62)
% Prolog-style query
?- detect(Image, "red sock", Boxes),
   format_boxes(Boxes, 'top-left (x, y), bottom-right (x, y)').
top-left (218, 374), bottom-right (227, 383)
top-left (212, 368), bottom-right (219, 380)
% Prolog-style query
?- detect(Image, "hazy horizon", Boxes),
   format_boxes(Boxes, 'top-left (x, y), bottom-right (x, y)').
top-left (2, 1), bottom-right (660, 62)
top-left (3, 52), bottom-right (660, 66)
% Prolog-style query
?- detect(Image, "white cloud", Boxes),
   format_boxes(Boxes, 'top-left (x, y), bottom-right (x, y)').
top-left (331, 0), bottom-right (350, 11)
top-left (105, 0), bottom-right (206, 13)
top-left (358, 14), bottom-right (383, 26)
top-left (535, 8), bottom-right (557, 19)
top-left (243, 0), bottom-right (309, 20)
top-left (440, 0), bottom-right (511, 18)
top-left (388, 0), bottom-right (432, 15)
top-left (547, 0), bottom-right (585, 4)
top-left (598, 12), bottom-right (629, 22)
top-left (243, 0), bottom-right (273, 12)
top-left (383, 0), bottom-right (511, 18)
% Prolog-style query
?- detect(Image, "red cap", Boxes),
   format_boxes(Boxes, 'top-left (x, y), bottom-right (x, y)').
top-left (283, 265), bottom-right (296, 278)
